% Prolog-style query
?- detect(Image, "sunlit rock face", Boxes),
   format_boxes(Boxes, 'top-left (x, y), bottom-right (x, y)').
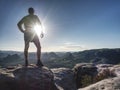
top-left (0, 65), bottom-right (58, 90)
top-left (79, 76), bottom-right (120, 90)
top-left (109, 65), bottom-right (120, 77)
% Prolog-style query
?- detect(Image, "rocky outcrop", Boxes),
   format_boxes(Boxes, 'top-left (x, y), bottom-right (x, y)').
top-left (0, 65), bottom-right (58, 90)
top-left (109, 65), bottom-right (120, 77)
top-left (51, 68), bottom-right (77, 90)
top-left (95, 64), bottom-right (115, 81)
top-left (73, 63), bottom-right (98, 88)
top-left (0, 63), bottom-right (120, 90)
top-left (79, 76), bottom-right (120, 90)
top-left (74, 63), bottom-right (120, 90)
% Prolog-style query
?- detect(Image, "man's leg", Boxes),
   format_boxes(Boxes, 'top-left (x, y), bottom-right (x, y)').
top-left (33, 40), bottom-right (43, 66)
top-left (24, 41), bottom-right (29, 66)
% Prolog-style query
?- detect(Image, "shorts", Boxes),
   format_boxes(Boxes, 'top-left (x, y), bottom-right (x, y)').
top-left (24, 30), bottom-right (39, 43)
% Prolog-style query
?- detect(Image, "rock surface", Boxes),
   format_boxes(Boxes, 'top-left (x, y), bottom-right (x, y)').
top-left (73, 63), bottom-right (98, 88)
top-left (79, 76), bottom-right (120, 90)
top-left (51, 68), bottom-right (77, 90)
top-left (0, 63), bottom-right (120, 90)
top-left (75, 64), bottom-right (120, 90)
top-left (0, 65), bottom-right (58, 90)
top-left (110, 65), bottom-right (120, 77)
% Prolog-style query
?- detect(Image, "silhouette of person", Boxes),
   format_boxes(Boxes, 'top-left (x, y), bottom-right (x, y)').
top-left (17, 7), bottom-right (44, 67)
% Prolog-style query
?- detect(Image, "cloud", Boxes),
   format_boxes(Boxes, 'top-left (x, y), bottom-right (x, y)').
top-left (42, 42), bottom-right (88, 52)
top-left (59, 43), bottom-right (88, 51)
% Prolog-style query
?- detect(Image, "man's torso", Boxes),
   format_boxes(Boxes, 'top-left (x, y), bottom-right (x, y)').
top-left (23, 15), bottom-right (38, 30)
top-left (22, 15), bottom-right (39, 42)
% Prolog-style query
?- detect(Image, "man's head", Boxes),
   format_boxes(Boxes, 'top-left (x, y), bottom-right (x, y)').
top-left (28, 7), bottom-right (34, 15)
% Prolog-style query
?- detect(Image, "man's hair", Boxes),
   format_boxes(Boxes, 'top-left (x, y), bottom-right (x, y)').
top-left (28, 7), bottom-right (34, 14)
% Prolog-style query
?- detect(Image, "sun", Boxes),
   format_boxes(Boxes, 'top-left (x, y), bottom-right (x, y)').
top-left (34, 24), bottom-right (45, 36)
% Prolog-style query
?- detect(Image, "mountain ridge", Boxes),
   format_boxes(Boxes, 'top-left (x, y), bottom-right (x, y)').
top-left (0, 48), bottom-right (120, 68)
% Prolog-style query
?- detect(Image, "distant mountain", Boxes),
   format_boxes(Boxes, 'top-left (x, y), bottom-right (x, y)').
top-left (0, 52), bottom-right (8, 59)
top-left (0, 50), bottom-right (22, 55)
top-left (62, 52), bottom-right (74, 60)
top-left (45, 52), bottom-right (76, 68)
top-left (0, 54), bottom-right (23, 67)
top-left (0, 48), bottom-right (120, 68)
top-left (42, 52), bottom-right (59, 62)
top-left (0, 51), bottom-right (60, 67)
top-left (73, 48), bottom-right (120, 64)
top-left (45, 48), bottom-right (120, 68)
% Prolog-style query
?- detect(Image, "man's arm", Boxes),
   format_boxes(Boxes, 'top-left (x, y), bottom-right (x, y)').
top-left (17, 18), bottom-right (25, 33)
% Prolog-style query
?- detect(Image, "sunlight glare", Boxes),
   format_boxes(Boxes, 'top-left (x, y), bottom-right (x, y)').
top-left (34, 24), bottom-right (45, 36)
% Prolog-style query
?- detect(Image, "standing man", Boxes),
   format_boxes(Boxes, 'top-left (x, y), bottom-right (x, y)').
top-left (17, 7), bottom-right (44, 67)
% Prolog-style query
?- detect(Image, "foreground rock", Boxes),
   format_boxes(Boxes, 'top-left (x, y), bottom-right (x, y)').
top-left (73, 63), bottom-right (98, 88)
top-left (51, 68), bottom-right (77, 90)
top-left (79, 76), bottom-right (120, 90)
top-left (110, 65), bottom-right (120, 77)
top-left (74, 63), bottom-right (120, 90)
top-left (0, 65), bottom-right (58, 90)
top-left (1, 63), bottom-right (120, 90)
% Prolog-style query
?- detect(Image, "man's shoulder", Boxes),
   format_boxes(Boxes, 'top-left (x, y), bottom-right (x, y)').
top-left (22, 15), bottom-right (35, 19)
top-left (33, 15), bottom-right (38, 18)
top-left (21, 15), bottom-right (39, 21)
top-left (27, 15), bottom-right (38, 18)
top-left (22, 15), bottom-right (29, 19)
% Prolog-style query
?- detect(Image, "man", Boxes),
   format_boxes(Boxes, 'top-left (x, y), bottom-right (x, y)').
top-left (17, 7), bottom-right (44, 67)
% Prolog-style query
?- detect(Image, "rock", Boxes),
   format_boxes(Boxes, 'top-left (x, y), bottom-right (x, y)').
top-left (110, 65), bottom-right (120, 77)
top-left (95, 64), bottom-right (115, 81)
top-left (1, 63), bottom-right (120, 90)
top-left (73, 63), bottom-right (98, 88)
top-left (79, 76), bottom-right (120, 90)
top-left (51, 68), bottom-right (77, 90)
top-left (96, 64), bottom-right (113, 68)
top-left (0, 65), bottom-right (58, 90)
top-left (74, 63), bottom-right (120, 90)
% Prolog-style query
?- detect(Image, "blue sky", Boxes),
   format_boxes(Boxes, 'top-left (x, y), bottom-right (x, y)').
top-left (0, 0), bottom-right (120, 52)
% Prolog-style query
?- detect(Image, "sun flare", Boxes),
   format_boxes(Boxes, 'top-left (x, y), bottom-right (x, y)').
top-left (34, 24), bottom-right (45, 36)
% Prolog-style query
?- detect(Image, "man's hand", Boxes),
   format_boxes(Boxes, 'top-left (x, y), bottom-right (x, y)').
top-left (21, 29), bottom-right (25, 33)
top-left (40, 33), bottom-right (44, 38)
top-left (17, 22), bottom-right (25, 33)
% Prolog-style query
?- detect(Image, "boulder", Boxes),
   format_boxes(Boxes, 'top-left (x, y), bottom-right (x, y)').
top-left (110, 65), bottom-right (120, 77)
top-left (51, 68), bottom-right (77, 90)
top-left (96, 64), bottom-right (120, 77)
top-left (0, 64), bottom-right (58, 90)
top-left (73, 63), bottom-right (98, 88)
top-left (74, 63), bottom-right (120, 90)
top-left (96, 64), bottom-right (113, 80)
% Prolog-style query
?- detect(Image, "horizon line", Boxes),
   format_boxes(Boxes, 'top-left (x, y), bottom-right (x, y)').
top-left (0, 48), bottom-right (120, 53)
